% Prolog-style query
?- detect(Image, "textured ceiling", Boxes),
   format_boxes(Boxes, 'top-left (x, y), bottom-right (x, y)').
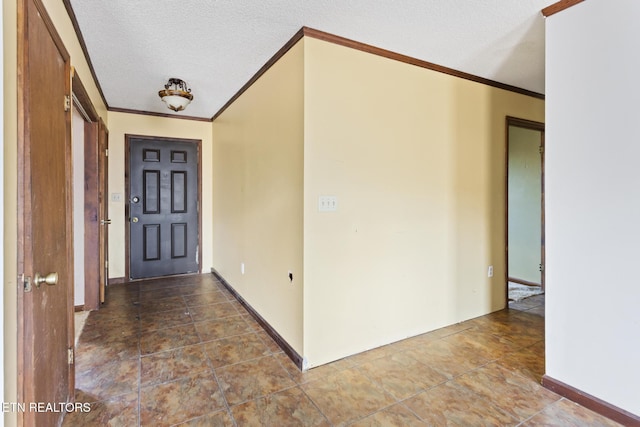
top-left (68, 0), bottom-right (556, 120)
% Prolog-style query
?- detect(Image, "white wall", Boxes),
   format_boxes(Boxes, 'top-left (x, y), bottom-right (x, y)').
top-left (545, 0), bottom-right (640, 415)
top-left (72, 106), bottom-right (85, 307)
top-left (0, 2), bottom-right (5, 420)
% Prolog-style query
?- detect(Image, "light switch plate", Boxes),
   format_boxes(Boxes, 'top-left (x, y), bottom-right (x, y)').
top-left (318, 196), bottom-right (338, 212)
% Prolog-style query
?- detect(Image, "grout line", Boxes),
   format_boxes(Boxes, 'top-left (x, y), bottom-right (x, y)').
top-left (136, 334), bottom-right (142, 426)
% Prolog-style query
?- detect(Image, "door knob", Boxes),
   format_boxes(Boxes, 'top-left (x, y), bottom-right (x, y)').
top-left (131, 217), bottom-right (139, 223)
top-left (101, 219), bottom-right (112, 225)
top-left (34, 272), bottom-right (58, 288)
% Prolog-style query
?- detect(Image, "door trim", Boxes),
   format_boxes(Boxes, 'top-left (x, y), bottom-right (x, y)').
top-left (17, 0), bottom-right (74, 422)
top-left (124, 134), bottom-right (203, 281)
top-left (505, 116), bottom-right (546, 305)
top-left (72, 70), bottom-right (102, 310)
top-left (98, 119), bottom-right (109, 300)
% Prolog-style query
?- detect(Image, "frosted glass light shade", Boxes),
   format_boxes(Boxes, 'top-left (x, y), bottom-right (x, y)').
top-left (159, 91), bottom-right (192, 111)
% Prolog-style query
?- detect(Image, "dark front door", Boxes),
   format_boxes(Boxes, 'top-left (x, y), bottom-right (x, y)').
top-left (18, 0), bottom-right (74, 424)
top-left (128, 136), bottom-right (200, 279)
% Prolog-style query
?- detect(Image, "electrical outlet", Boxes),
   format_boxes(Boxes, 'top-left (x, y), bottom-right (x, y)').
top-left (487, 265), bottom-right (494, 278)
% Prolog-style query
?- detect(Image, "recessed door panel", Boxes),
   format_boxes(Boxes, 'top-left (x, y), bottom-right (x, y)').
top-left (143, 148), bottom-right (160, 162)
top-left (143, 170), bottom-right (161, 214)
top-left (143, 224), bottom-right (161, 261)
top-left (172, 223), bottom-right (188, 258)
top-left (171, 171), bottom-right (187, 213)
top-left (171, 150), bottom-right (187, 163)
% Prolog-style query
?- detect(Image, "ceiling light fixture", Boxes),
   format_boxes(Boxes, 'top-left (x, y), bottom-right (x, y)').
top-left (158, 78), bottom-right (193, 112)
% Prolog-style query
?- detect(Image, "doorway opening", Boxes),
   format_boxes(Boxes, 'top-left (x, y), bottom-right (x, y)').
top-left (506, 117), bottom-right (545, 304)
top-left (72, 71), bottom-right (109, 311)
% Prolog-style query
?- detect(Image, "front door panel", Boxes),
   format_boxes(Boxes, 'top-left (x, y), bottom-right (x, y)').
top-left (129, 138), bottom-right (199, 279)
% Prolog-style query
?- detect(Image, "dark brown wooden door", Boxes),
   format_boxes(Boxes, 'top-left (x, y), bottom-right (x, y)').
top-left (99, 119), bottom-right (109, 301)
top-left (128, 137), bottom-right (200, 279)
top-left (18, 0), bottom-right (74, 425)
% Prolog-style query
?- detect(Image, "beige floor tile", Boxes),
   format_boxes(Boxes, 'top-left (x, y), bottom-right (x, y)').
top-left (62, 392), bottom-right (138, 427)
top-left (496, 345), bottom-right (545, 382)
top-left (522, 398), bottom-right (623, 427)
top-left (404, 336), bottom-right (490, 379)
top-left (404, 381), bottom-right (518, 426)
top-left (216, 355), bottom-right (296, 405)
top-left (140, 343), bottom-right (211, 387)
top-left (140, 323), bottom-right (201, 355)
top-left (302, 367), bottom-right (396, 426)
top-left (183, 290), bottom-right (231, 307)
top-left (442, 328), bottom-right (519, 360)
top-left (75, 331), bottom-right (139, 371)
top-left (75, 358), bottom-right (139, 401)
top-left (138, 295), bottom-right (188, 313)
top-left (204, 332), bottom-right (271, 368)
top-left (231, 386), bottom-right (330, 426)
top-left (140, 372), bottom-right (226, 426)
top-left (349, 403), bottom-right (425, 426)
top-left (454, 362), bottom-right (561, 422)
top-left (188, 301), bottom-right (239, 322)
top-left (194, 315), bottom-right (253, 342)
top-left (357, 352), bottom-right (448, 400)
top-left (173, 410), bottom-right (235, 426)
top-left (139, 306), bottom-right (193, 332)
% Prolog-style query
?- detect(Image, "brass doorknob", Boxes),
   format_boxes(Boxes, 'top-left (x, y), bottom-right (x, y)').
top-left (131, 217), bottom-right (139, 223)
top-left (34, 272), bottom-right (58, 288)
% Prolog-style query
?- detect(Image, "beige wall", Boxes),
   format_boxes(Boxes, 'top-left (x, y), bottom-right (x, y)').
top-left (302, 38), bottom-right (544, 366)
top-left (3, 1), bottom-right (18, 425)
top-left (212, 41), bottom-right (305, 355)
top-left (3, 1), bottom-right (108, 425)
top-left (106, 112), bottom-right (214, 279)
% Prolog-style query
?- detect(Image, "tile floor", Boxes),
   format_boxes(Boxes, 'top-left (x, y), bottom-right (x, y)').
top-left (64, 275), bottom-right (620, 426)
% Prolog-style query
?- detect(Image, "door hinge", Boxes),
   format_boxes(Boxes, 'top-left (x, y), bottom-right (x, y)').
top-left (64, 95), bottom-right (71, 112)
top-left (539, 145), bottom-right (544, 154)
top-left (105, 260), bottom-right (109, 269)
top-left (68, 347), bottom-right (74, 365)
top-left (105, 148), bottom-right (109, 157)
top-left (22, 274), bottom-right (32, 293)
top-left (539, 263), bottom-right (544, 272)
